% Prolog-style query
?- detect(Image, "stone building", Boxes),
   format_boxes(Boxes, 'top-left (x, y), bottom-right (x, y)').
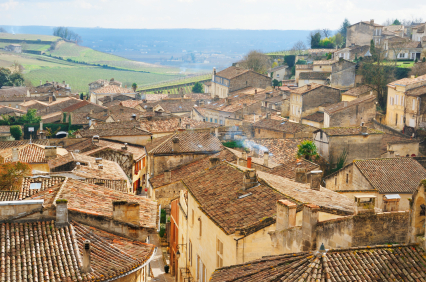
top-left (210, 66), bottom-right (271, 98)
top-left (346, 19), bottom-right (386, 46)
top-left (252, 117), bottom-right (317, 138)
top-left (298, 72), bottom-right (330, 87)
top-left (289, 83), bottom-right (340, 123)
top-left (341, 85), bottom-right (376, 101)
top-left (384, 37), bottom-right (423, 60)
top-left (329, 59), bottom-right (357, 90)
top-left (324, 157), bottom-right (426, 211)
top-left (174, 161), bottom-right (354, 282)
top-left (333, 45), bottom-right (370, 61)
top-left (411, 22), bottom-right (425, 42)
top-left (385, 74), bottom-right (426, 132)
top-left (295, 64), bottom-right (313, 85)
top-left (4, 44), bottom-right (22, 53)
top-left (314, 126), bottom-right (384, 166)
top-left (90, 85), bottom-right (136, 105)
top-left (323, 95), bottom-right (376, 128)
top-left (268, 65), bottom-right (289, 81)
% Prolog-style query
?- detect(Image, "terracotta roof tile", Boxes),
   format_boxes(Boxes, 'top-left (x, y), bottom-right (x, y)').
top-left (0, 220), bottom-right (155, 281)
top-left (62, 100), bottom-right (107, 112)
top-left (244, 138), bottom-right (308, 164)
top-left (93, 85), bottom-right (135, 94)
top-left (406, 85), bottom-right (426, 96)
top-left (210, 244), bottom-right (426, 281)
top-left (139, 117), bottom-right (218, 133)
top-left (253, 119), bottom-right (316, 134)
top-left (325, 95), bottom-right (376, 114)
top-left (299, 72), bottom-right (331, 80)
top-left (319, 126), bottom-right (384, 136)
top-left (0, 139), bottom-right (49, 150)
top-left (343, 85), bottom-right (373, 97)
top-left (202, 98), bottom-right (259, 113)
top-left (302, 112), bottom-right (324, 122)
top-left (120, 100), bottom-right (144, 108)
top-left (268, 159), bottom-right (320, 180)
top-left (76, 125), bottom-right (151, 138)
top-left (150, 99), bottom-right (196, 113)
top-left (381, 133), bottom-right (419, 154)
top-left (41, 111), bottom-right (62, 123)
top-left (388, 74), bottom-right (426, 87)
top-left (354, 157), bottom-right (426, 193)
top-left (215, 66), bottom-right (250, 79)
top-left (290, 83), bottom-right (326, 95)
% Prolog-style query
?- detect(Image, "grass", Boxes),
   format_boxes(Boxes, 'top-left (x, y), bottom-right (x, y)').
top-left (140, 74), bottom-right (211, 90)
top-left (0, 32), bottom-right (60, 42)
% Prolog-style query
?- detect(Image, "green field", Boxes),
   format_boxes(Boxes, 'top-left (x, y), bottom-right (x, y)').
top-left (0, 33), bottom-right (60, 42)
top-left (140, 74), bottom-right (211, 90)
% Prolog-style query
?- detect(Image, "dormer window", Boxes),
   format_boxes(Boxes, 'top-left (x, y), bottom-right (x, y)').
top-left (30, 183), bottom-right (42, 190)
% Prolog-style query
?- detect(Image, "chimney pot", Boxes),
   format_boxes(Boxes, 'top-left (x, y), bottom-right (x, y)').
top-left (370, 19), bottom-right (374, 25)
top-left (307, 84), bottom-right (311, 90)
top-left (295, 168), bottom-right (307, 183)
top-left (82, 240), bottom-right (92, 273)
top-left (263, 151), bottom-right (269, 166)
top-left (76, 162), bottom-right (81, 169)
top-left (172, 137), bottom-right (180, 152)
top-left (243, 169), bottom-right (257, 190)
top-left (276, 199), bottom-right (297, 230)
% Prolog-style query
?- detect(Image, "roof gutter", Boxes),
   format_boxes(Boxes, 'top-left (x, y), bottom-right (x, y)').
top-left (102, 246), bottom-right (157, 282)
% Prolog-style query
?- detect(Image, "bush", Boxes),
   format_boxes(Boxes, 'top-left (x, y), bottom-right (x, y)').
top-left (159, 226), bottom-right (166, 237)
top-left (222, 140), bottom-right (244, 149)
top-left (160, 209), bottom-right (166, 223)
top-left (10, 125), bottom-right (22, 140)
top-left (192, 82), bottom-right (204, 93)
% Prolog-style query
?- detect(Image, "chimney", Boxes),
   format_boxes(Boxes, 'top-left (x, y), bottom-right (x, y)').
top-left (112, 201), bottom-right (141, 225)
top-left (213, 67), bottom-right (216, 75)
top-left (301, 204), bottom-right (320, 251)
top-left (209, 157), bottom-right (220, 168)
top-left (215, 127), bottom-right (219, 137)
top-left (76, 162), bottom-right (81, 169)
top-left (388, 150), bottom-right (395, 158)
top-left (295, 168), bottom-right (307, 183)
top-left (370, 19), bottom-right (374, 25)
top-left (307, 84), bottom-right (311, 90)
top-left (40, 80), bottom-right (42, 86)
top-left (255, 89), bottom-right (257, 94)
top-left (276, 200), bottom-right (297, 230)
top-left (164, 170), bottom-right (171, 183)
top-left (172, 137), bottom-right (180, 152)
top-left (361, 125), bottom-right (368, 135)
top-left (263, 151), bottom-right (269, 167)
top-left (55, 199), bottom-right (69, 228)
top-left (45, 146), bottom-right (57, 160)
top-left (247, 156), bottom-right (252, 168)
top-left (12, 148), bottom-right (19, 162)
top-left (81, 240), bottom-right (92, 273)
top-left (48, 96), bottom-right (52, 103)
top-left (178, 118), bottom-right (182, 127)
top-left (310, 170), bottom-right (322, 191)
top-left (243, 170), bottom-right (257, 190)
top-left (242, 151), bottom-right (247, 160)
top-left (98, 164), bottom-right (103, 170)
top-left (354, 195), bottom-right (376, 215)
top-left (95, 157), bottom-right (102, 164)
top-left (132, 114), bottom-right (137, 120)
top-left (88, 119), bottom-right (92, 127)
top-left (343, 101), bottom-right (348, 107)
top-left (121, 143), bottom-right (128, 150)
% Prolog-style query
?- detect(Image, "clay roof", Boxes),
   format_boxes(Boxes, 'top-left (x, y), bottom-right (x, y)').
top-left (98, 94), bottom-right (133, 103)
top-left (299, 72), bottom-right (331, 80)
top-left (0, 144), bottom-right (48, 163)
top-left (148, 131), bottom-right (222, 154)
top-left (406, 85), bottom-right (426, 96)
top-left (92, 85), bottom-right (135, 94)
top-left (269, 65), bottom-right (288, 72)
top-left (62, 100), bottom-right (107, 112)
top-left (244, 138), bottom-right (308, 164)
top-left (319, 126), bottom-right (384, 136)
top-left (184, 93), bottom-right (211, 100)
top-left (150, 149), bottom-right (237, 188)
top-left (139, 117), bottom-right (219, 133)
top-left (302, 112), bottom-right (324, 122)
top-left (381, 133), bottom-right (419, 154)
top-left (202, 98), bottom-right (259, 113)
top-left (313, 59), bottom-right (338, 65)
top-left (268, 159), bottom-right (320, 180)
top-left (120, 100), bottom-right (144, 108)
top-left (343, 85), bottom-right (372, 97)
top-left (325, 95), bottom-right (376, 115)
top-left (150, 99), bottom-right (195, 113)
top-left (0, 105), bottom-right (26, 115)
top-left (388, 74), bottom-right (426, 87)
top-left (0, 220), bottom-right (155, 282)
top-left (253, 118), bottom-right (316, 134)
top-left (0, 139), bottom-right (49, 150)
top-left (353, 157), bottom-right (426, 193)
top-left (88, 139), bottom-right (146, 160)
top-left (0, 176), bottom-right (65, 201)
top-left (0, 86), bottom-right (28, 97)
top-left (29, 178), bottom-right (157, 228)
top-left (210, 244), bottom-right (425, 281)
top-left (215, 66), bottom-right (250, 79)
top-left (290, 83), bottom-right (326, 95)
top-left (76, 126), bottom-right (151, 138)
top-left (41, 111), bottom-right (62, 123)
top-left (225, 147), bottom-right (281, 168)
top-left (144, 94), bottom-right (168, 101)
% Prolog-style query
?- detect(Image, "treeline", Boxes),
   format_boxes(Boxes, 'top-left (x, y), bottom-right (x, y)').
top-left (53, 27), bottom-right (82, 43)
top-left (308, 19), bottom-right (350, 49)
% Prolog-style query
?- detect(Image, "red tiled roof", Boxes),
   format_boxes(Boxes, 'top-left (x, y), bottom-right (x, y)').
top-left (319, 126), bottom-right (384, 136)
top-left (268, 159), bottom-right (320, 180)
top-left (62, 100), bottom-right (107, 112)
top-left (253, 118), bottom-right (316, 134)
top-left (325, 95), bottom-right (376, 114)
top-left (354, 157), bottom-right (426, 193)
top-left (139, 117), bottom-right (219, 133)
top-left (210, 244), bottom-right (425, 281)
top-left (0, 144), bottom-right (47, 163)
top-left (202, 98), bottom-right (259, 113)
top-left (0, 220), bottom-right (155, 281)
top-left (93, 85), bottom-right (135, 94)
top-left (120, 100), bottom-right (144, 108)
top-left (216, 66), bottom-right (250, 79)
top-left (0, 139), bottom-right (49, 150)
top-left (76, 126), bottom-right (151, 138)
top-left (244, 138), bottom-right (308, 164)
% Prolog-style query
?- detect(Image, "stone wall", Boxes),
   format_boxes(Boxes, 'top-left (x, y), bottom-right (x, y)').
top-left (328, 97), bottom-right (376, 127)
top-left (153, 153), bottom-right (214, 176)
top-left (346, 22), bottom-right (375, 46)
top-left (330, 61), bottom-right (356, 89)
top-left (87, 148), bottom-right (134, 177)
top-left (153, 181), bottom-right (185, 207)
top-left (303, 87), bottom-right (341, 117)
top-left (229, 71), bottom-right (271, 92)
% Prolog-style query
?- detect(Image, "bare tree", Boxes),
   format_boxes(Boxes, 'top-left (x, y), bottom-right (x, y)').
top-left (322, 29), bottom-right (331, 38)
top-left (409, 62), bottom-right (426, 77)
top-left (239, 50), bottom-right (270, 74)
top-left (291, 41), bottom-right (306, 55)
top-left (382, 18), bottom-right (395, 26)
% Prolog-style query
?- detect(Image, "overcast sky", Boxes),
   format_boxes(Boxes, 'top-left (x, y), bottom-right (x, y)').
top-left (0, 0), bottom-right (425, 30)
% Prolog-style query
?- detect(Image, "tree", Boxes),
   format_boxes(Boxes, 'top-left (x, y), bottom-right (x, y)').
top-left (0, 68), bottom-right (11, 88)
top-left (410, 62), bottom-right (426, 77)
top-left (322, 29), bottom-right (331, 38)
top-left (0, 162), bottom-right (31, 191)
top-left (291, 41), bottom-right (306, 55)
top-left (334, 33), bottom-right (344, 47)
top-left (132, 83), bottom-right (138, 92)
top-left (239, 50), bottom-right (270, 74)
top-left (9, 125), bottom-right (22, 140)
top-left (393, 19), bottom-right (401, 25)
top-left (308, 31), bottom-right (322, 49)
top-left (297, 140), bottom-right (319, 161)
top-left (272, 79), bottom-right (280, 87)
top-left (339, 18), bottom-right (351, 39)
top-left (20, 109), bottom-right (41, 124)
top-left (53, 27), bottom-right (82, 43)
top-left (80, 93), bottom-right (84, 100)
top-left (8, 72), bottom-right (24, 86)
top-left (192, 82), bottom-right (203, 93)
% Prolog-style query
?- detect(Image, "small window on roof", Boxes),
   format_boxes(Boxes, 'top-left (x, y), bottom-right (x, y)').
top-left (30, 183), bottom-right (42, 190)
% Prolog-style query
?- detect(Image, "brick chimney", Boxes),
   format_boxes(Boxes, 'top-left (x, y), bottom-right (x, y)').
top-left (247, 156), bottom-right (252, 168)
top-left (81, 240), bottom-right (92, 273)
top-left (45, 146), bottom-right (57, 160)
top-left (301, 204), bottom-right (320, 251)
top-left (276, 200), bottom-right (297, 230)
top-left (370, 19), bottom-right (374, 25)
top-left (12, 148), bottom-right (19, 162)
top-left (209, 157), bottom-right (220, 168)
top-left (112, 201), bottom-right (140, 225)
top-left (295, 168), bottom-right (307, 183)
top-left (55, 199), bottom-right (69, 228)
top-left (243, 170), bottom-right (257, 190)
top-left (172, 137), bottom-right (180, 152)
top-left (164, 170), bottom-right (171, 183)
top-left (310, 170), bottom-right (322, 191)
top-left (263, 151), bottom-right (269, 167)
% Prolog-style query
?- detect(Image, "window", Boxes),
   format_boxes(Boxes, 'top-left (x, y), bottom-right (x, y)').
top-left (219, 120), bottom-right (223, 125)
top-left (413, 99), bottom-right (416, 110)
top-left (346, 174), bottom-right (349, 184)
top-left (217, 239), bottom-right (223, 268)
top-left (199, 217), bottom-right (202, 237)
top-left (214, 119), bottom-right (217, 123)
top-left (191, 209), bottom-right (194, 226)
top-left (335, 178), bottom-right (337, 186)
top-left (210, 118), bottom-right (213, 122)
top-left (189, 240), bottom-right (192, 266)
top-left (197, 256), bottom-right (206, 282)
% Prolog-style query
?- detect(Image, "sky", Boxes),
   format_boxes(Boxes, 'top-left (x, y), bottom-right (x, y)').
top-left (0, 0), bottom-right (425, 30)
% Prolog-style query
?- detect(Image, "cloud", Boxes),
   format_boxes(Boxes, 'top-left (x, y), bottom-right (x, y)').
top-left (0, 0), bottom-right (19, 10)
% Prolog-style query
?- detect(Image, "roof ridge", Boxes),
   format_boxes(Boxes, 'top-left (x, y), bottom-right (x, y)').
top-left (52, 177), bottom-right (69, 206)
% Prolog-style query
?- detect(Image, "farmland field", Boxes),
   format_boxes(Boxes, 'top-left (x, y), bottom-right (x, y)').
top-left (0, 33), bottom-right (60, 42)
top-left (140, 74), bottom-right (211, 90)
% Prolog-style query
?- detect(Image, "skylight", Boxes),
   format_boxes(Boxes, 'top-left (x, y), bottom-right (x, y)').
top-left (30, 183), bottom-right (42, 190)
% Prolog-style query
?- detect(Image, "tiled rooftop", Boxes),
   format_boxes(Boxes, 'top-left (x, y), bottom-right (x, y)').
top-left (353, 157), bottom-right (426, 194)
top-left (29, 178), bottom-right (157, 228)
top-left (40, 111), bottom-right (62, 123)
top-left (406, 85), bottom-right (426, 96)
top-left (202, 98), bottom-right (259, 113)
top-left (150, 99), bottom-right (196, 113)
top-left (92, 85), bottom-right (135, 94)
top-left (0, 220), bottom-right (155, 281)
top-left (150, 149), bottom-right (237, 188)
top-left (120, 100), bottom-right (144, 108)
top-left (244, 138), bottom-right (308, 164)
top-left (388, 74), bottom-right (426, 87)
top-left (319, 126), bottom-right (384, 136)
top-left (343, 84), bottom-right (373, 97)
top-left (0, 144), bottom-right (68, 164)
top-left (62, 100), bottom-right (107, 112)
top-left (253, 118), bottom-right (316, 134)
top-left (302, 112), bottom-right (324, 122)
top-left (90, 139), bottom-right (146, 160)
top-left (0, 139), bottom-right (49, 150)
top-left (268, 158), bottom-right (320, 180)
top-left (290, 83), bottom-right (325, 94)
top-left (225, 147), bottom-right (281, 168)
top-left (299, 71), bottom-right (331, 80)
top-left (210, 244), bottom-right (426, 281)
top-left (381, 133), bottom-right (419, 154)
top-left (139, 116), bottom-right (219, 133)
top-left (76, 126), bottom-right (151, 138)
top-left (325, 95), bottom-right (376, 114)
top-left (215, 66), bottom-right (250, 79)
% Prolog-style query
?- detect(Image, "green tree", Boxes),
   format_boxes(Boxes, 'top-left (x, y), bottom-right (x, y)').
top-left (393, 19), bottom-right (401, 25)
top-left (132, 83), bottom-right (138, 92)
top-left (0, 162), bottom-right (31, 191)
top-left (370, 40), bottom-right (376, 58)
top-left (239, 50), bottom-right (270, 74)
top-left (0, 68), bottom-right (12, 88)
top-left (8, 72), bottom-right (24, 86)
top-left (310, 32), bottom-right (322, 49)
top-left (192, 82), bottom-right (204, 93)
top-left (272, 79), bottom-right (280, 87)
top-left (297, 140), bottom-right (319, 161)
top-left (339, 18), bottom-right (351, 39)
top-left (20, 109), bottom-right (41, 124)
top-left (9, 125), bottom-right (22, 140)
top-left (79, 93), bottom-right (84, 100)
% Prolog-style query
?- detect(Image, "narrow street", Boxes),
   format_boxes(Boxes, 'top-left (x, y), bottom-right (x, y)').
top-left (149, 234), bottom-right (175, 282)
